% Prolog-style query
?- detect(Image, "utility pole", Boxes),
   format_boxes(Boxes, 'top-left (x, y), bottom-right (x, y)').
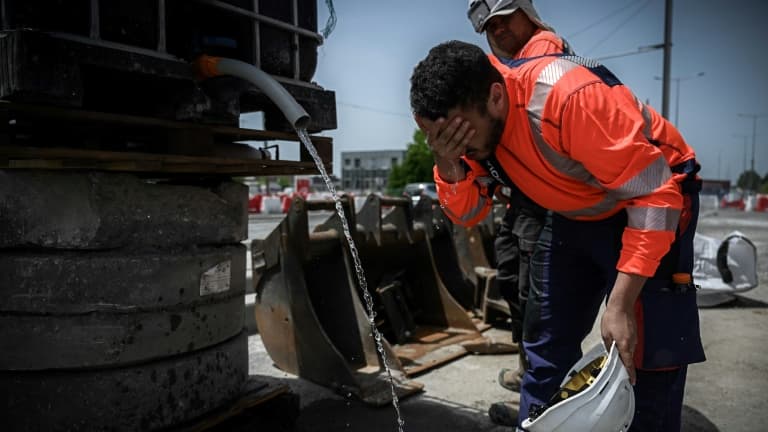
top-left (661, 0), bottom-right (674, 119)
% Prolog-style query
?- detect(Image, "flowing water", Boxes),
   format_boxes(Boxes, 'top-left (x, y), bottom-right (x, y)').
top-left (297, 128), bottom-right (406, 432)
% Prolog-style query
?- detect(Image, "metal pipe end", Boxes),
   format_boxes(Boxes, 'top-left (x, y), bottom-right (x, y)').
top-left (293, 114), bottom-right (311, 130)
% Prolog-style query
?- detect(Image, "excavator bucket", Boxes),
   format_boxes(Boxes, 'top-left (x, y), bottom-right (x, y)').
top-left (436, 201), bottom-right (510, 323)
top-left (251, 196), bottom-right (421, 406)
top-left (251, 194), bottom-right (491, 405)
top-left (353, 195), bottom-right (486, 375)
top-left (414, 196), bottom-right (478, 311)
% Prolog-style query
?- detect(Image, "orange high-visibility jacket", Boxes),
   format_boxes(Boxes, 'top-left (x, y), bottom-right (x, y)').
top-left (514, 30), bottom-right (694, 182)
top-left (515, 29), bottom-right (569, 58)
top-left (435, 55), bottom-right (695, 277)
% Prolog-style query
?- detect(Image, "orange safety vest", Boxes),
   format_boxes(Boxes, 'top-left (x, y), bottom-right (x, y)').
top-left (435, 55), bottom-right (694, 277)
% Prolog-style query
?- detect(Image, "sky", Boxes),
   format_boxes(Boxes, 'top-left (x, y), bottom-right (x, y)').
top-left (257, 0), bottom-right (768, 184)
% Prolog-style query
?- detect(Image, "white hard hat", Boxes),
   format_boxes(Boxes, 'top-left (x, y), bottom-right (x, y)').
top-left (522, 342), bottom-right (635, 432)
top-left (467, 0), bottom-right (554, 33)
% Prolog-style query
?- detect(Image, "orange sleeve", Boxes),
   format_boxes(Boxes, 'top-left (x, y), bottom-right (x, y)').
top-left (432, 159), bottom-right (494, 227)
top-left (561, 83), bottom-right (682, 277)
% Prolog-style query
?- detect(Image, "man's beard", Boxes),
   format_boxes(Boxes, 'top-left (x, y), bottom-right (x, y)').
top-left (493, 34), bottom-right (525, 59)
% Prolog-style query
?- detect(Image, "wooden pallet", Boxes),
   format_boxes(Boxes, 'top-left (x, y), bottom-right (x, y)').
top-left (0, 102), bottom-right (332, 176)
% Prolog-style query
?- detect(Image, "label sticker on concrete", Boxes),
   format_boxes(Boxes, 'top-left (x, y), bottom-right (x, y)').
top-left (200, 261), bottom-right (231, 296)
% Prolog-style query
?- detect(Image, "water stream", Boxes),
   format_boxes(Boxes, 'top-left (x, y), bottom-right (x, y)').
top-left (296, 128), bottom-right (406, 432)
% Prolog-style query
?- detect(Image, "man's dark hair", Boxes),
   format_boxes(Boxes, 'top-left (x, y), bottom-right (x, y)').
top-left (410, 40), bottom-right (503, 121)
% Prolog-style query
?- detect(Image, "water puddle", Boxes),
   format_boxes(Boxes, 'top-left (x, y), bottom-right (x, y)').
top-left (297, 128), bottom-right (406, 432)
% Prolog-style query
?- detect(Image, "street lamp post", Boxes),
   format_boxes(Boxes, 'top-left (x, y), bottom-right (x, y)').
top-left (737, 113), bottom-right (767, 178)
top-left (732, 133), bottom-right (749, 175)
top-left (654, 72), bottom-right (705, 127)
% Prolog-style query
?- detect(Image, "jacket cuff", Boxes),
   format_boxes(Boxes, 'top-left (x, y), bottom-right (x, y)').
top-left (433, 165), bottom-right (478, 194)
top-left (617, 251), bottom-right (659, 277)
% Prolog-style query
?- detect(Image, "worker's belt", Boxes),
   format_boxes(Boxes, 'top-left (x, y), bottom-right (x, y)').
top-left (670, 159), bottom-right (699, 176)
top-left (671, 159), bottom-right (702, 193)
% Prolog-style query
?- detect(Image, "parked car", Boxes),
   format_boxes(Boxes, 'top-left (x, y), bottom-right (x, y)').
top-left (403, 182), bottom-right (438, 206)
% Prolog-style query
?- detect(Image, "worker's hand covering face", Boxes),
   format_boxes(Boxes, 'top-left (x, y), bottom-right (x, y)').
top-left (415, 105), bottom-right (504, 162)
top-left (415, 115), bottom-right (474, 162)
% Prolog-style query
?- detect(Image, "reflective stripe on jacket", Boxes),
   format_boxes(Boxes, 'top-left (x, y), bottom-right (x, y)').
top-left (435, 55), bottom-right (693, 277)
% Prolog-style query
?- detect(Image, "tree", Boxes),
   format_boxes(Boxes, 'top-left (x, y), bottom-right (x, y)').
top-left (277, 176), bottom-right (292, 189)
top-left (760, 171), bottom-right (768, 194)
top-left (387, 129), bottom-right (435, 195)
top-left (737, 170), bottom-right (762, 191)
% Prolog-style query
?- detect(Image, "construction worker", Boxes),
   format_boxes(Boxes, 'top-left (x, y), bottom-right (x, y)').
top-left (409, 41), bottom-right (705, 431)
top-left (466, 1), bottom-right (573, 425)
top-left (468, 0), bottom-right (572, 61)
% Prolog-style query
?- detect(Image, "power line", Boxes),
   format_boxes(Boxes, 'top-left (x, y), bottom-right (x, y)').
top-left (594, 43), bottom-right (664, 61)
top-left (565, 1), bottom-right (640, 40)
top-left (337, 101), bottom-right (412, 118)
top-left (584, 0), bottom-right (654, 57)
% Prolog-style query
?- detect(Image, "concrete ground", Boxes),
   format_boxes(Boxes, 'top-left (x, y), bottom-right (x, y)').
top-left (245, 208), bottom-right (768, 432)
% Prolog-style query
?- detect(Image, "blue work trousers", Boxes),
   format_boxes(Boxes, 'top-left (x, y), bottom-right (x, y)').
top-left (519, 191), bottom-right (704, 431)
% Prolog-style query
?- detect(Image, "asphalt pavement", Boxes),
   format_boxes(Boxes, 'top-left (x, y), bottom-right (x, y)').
top-left (244, 207), bottom-right (768, 432)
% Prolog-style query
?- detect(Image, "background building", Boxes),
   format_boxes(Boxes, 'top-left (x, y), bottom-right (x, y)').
top-left (341, 150), bottom-right (406, 193)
